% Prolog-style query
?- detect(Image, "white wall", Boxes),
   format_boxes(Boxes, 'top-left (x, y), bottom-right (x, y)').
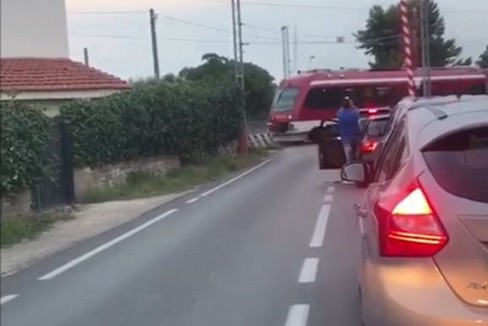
top-left (0, 0), bottom-right (69, 58)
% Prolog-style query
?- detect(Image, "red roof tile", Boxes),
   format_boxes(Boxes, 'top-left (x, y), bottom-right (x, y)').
top-left (0, 58), bottom-right (131, 93)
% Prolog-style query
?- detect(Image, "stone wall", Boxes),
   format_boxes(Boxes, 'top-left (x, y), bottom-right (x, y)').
top-left (73, 155), bottom-right (180, 200)
top-left (218, 140), bottom-right (238, 156)
top-left (0, 190), bottom-right (32, 218)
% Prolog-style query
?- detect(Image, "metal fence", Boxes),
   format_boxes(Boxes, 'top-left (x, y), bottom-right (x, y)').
top-left (31, 117), bottom-right (74, 211)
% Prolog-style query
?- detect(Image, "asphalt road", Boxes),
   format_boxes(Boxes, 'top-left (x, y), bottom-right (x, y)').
top-left (1, 145), bottom-right (364, 326)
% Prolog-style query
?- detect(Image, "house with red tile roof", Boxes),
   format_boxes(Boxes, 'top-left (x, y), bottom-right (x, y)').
top-left (0, 0), bottom-right (131, 116)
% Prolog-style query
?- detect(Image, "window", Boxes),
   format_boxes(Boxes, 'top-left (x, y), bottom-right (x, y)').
top-left (366, 118), bottom-right (389, 137)
top-left (423, 126), bottom-right (488, 203)
top-left (304, 87), bottom-right (343, 109)
top-left (304, 84), bottom-right (405, 110)
top-left (374, 121), bottom-right (408, 183)
top-left (272, 87), bottom-right (299, 112)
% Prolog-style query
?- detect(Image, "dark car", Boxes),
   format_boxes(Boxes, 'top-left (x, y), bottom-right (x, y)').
top-left (341, 95), bottom-right (488, 326)
top-left (317, 109), bottom-right (390, 170)
top-left (358, 112), bottom-right (390, 163)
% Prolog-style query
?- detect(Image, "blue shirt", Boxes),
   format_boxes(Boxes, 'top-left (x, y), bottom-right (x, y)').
top-left (337, 107), bottom-right (361, 142)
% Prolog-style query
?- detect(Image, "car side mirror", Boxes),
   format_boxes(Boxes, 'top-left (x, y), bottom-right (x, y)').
top-left (341, 161), bottom-right (370, 184)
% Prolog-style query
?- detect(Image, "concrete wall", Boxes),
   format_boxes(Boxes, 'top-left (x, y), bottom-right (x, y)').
top-left (74, 156), bottom-right (181, 200)
top-left (0, 0), bottom-right (69, 58)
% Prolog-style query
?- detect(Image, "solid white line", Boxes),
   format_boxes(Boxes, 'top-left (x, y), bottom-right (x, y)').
top-left (200, 159), bottom-right (271, 197)
top-left (327, 186), bottom-right (335, 193)
top-left (309, 204), bottom-right (331, 248)
top-left (298, 258), bottom-right (319, 283)
top-left (38, 209), bottom-right (178, 281)
top-left (186, 197), bottom-right (199, 204)
top-left (284, 304), bottom-right (310, 326)
top-left (323, 194), bottom-right (333, 202)
top-left (1, 294), bottom-right (19, 305)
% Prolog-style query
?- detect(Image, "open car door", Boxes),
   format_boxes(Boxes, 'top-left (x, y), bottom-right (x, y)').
top-left (317, 119), bottom-right (347, 169)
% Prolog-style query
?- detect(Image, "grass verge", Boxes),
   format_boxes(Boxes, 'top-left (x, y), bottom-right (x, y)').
top-left (81, 149), bottom-right (271, 204)
top-left (1, 211), bottom-right (73, 248)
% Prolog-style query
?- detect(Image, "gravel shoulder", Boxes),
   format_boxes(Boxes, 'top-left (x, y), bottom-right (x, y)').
top-left (1, 191), bottom-right (190, 277)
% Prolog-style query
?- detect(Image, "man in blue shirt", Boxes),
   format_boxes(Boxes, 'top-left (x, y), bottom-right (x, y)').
top-left (337, 97), bottom-right (361, 162)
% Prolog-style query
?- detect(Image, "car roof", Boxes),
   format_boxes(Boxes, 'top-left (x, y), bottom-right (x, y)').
top-left (405, 95), bottom-right (488, 149)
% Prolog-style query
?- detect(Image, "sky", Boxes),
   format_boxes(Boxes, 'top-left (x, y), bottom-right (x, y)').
top-left (65, 0), bottom-right (488, 82)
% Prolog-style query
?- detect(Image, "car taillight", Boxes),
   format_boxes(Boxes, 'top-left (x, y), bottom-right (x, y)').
top-left (361, 140), bottom-right (378, 153)
top-left (374, 185), bottom-right (448, 257)
top-left (367, 108), bottom-right (378, 114)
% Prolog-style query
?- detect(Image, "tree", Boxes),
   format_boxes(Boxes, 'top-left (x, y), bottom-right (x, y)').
top-left (179, 53), bottom-right (275, 118)
top-left (477, 46), bottom-right (488, 68)
top-left (355, 0), bottom-right (466, 70)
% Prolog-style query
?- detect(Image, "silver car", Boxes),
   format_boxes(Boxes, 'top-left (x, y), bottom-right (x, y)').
top-left (343, 95), bottom-right (488, 325)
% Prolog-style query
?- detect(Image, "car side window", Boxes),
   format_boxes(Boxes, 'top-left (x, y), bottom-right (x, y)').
top-left (374, 121), bottom-right (407, 183)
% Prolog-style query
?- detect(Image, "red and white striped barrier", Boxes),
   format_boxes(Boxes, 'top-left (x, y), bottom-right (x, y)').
top-left (400, 0), bottom-right (416, 97)
top-left (248, 133), bottom-right (273, 148)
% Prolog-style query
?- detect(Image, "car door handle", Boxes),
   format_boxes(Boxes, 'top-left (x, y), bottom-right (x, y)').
top-left (354, 204), bottom-right (367, 218)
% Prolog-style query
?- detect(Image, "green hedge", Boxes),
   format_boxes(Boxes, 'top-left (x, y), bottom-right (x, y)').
top-left (0, 102), bottom-right (51, 195)
top-left (60, 82), bottom-right (242, 167)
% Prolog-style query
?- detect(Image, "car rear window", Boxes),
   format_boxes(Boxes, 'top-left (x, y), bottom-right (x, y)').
top-left (423, 126), bottom-right (488, 203)
top-left (367, 118), bottom-right (389, 137)
top-left (272, 87), bottom-right (299, 112)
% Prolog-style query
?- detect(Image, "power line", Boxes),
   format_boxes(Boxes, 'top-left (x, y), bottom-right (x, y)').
top-left (67, 11), bottom-right (146, 14)
top-left (67, 5), bottom-right (488, 15)
top-left (159, 14), bottom-right (231, 34)
top-left (196, 0), bottom-right (368, 11)
top-left (159, 14), bottom-right (278, 41)
top-left (69, 34), bottom-right (144, 40)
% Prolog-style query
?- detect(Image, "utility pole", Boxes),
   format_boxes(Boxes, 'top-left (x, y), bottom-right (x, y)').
top-left (83, 47), bottom-right (89, 66)
top-left (293, 25), bottom-right (298, 74)
top-left (281, 26), bottom-right (291, 79)
top-left (231, 0), bottom-right (239, 83)
top-left (149, 8), bottom-right (160, 79)
top-left (412, 7), bottom-right (419, 69)
top-left (235, 0), bottom-right (248, 154)
top-left (420, 0), bottom-right (431, 97)
top-left (236, 0), bottom-right (245, 95)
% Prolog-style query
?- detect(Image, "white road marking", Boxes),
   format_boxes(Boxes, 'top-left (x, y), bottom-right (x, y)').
top-left (186, 197), bottom-right (199, 204)
top-left (38, 209), bottom-right (179, 281)
top-left (327, 186), bottom-right (335, 193)
top-left (284, 304), bottom-right (310, 326)
top-left (309, 204), bottom-right (331, 248)
top-left (323, 194), bottom-right (333, 202)
top-left (1, 294), bottom-right (19, 305)
top-left (200, 159), bottom-right (271, 197)
top-left (298, 258), bottom-right (319, 283)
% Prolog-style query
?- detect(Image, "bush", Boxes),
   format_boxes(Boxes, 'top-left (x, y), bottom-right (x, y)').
top-left (0, 102), bottom-right (51, 195)
top-left (60, 82), bottom-right (242, 167)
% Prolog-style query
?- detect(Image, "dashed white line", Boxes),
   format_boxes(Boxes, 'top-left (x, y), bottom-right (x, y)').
top-left (327, 186), bottom-right (335, 193)
top-left (1, 294), bottom-right (19, 305)
top-left (309, 204), bottom-right (331, 248)
top-left (284, 304), bottom-right (310, 326)
top-left (186, 197), bottom-right (199, 204)
top-left (200, 159), bottom-right (271, 197)
top-left (38, 209), bottom-right (179, 281)
top-left (298, 258), bottom-right (319, 283)
top-left (323, 194), bottom-right (333, 202)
